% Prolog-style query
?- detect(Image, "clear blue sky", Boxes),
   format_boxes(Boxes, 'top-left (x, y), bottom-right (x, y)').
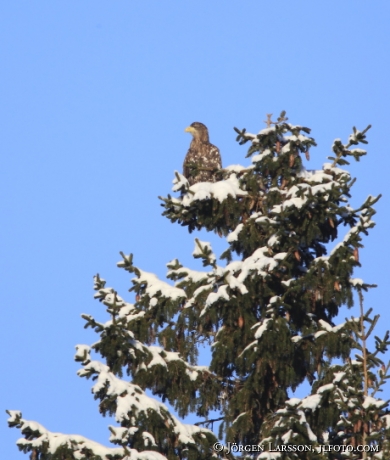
top-left (2, 2), bottom-right (390, 457)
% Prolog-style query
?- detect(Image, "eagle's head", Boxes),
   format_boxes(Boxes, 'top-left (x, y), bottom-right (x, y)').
top-left (185, 122), bottom-right (209, 143)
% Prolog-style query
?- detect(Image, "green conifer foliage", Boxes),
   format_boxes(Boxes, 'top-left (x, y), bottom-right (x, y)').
top-left (7, 113), bottom-right (390, 459)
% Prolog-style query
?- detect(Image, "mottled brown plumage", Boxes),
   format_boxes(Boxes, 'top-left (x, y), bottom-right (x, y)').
top-left (183, 122), bottom-right (222, 185)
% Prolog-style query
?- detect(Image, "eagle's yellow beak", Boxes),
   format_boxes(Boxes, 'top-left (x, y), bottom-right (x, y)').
top-left (185, 126), bottom-right (196, 135)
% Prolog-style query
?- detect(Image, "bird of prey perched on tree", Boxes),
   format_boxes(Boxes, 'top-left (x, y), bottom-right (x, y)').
top-left (183, 122), bottom-right (222, 185)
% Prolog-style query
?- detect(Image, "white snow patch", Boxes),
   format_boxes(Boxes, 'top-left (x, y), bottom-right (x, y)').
top-left (318, 320), bottom-right (333, 332)
top-left (267, 234), bottom-right (279, 247)
top-left (224, 164), bottom-right (247, 173)
top-left (254, 319), bottom-right (272, 339)
top-left (252, 149), bottom-right (272, 163)
top-left (172, 171), bottom-right (189, 192)
top-left (206, 285), bottom-right (230, 306)
top-left (135, 270), bottom-right (186, 301)
top-left (286, 398), bottom-right (301, 407)
top-left (227, 223), bottom-right (244, 243)
top-left (333, 371), bottom-right (346, 383)
top-left (300, 394), bottom-right (321, 411)
top-left (291, 335), bottom-right (302, 343)
top-left (349, 278), bottom-right (364, 286)
top-left (317, 383), bottom-right (334, 394)
top-left (363, 396), bottom-right (386, 409)
top-left (179, 174), bottom-right (247, 206)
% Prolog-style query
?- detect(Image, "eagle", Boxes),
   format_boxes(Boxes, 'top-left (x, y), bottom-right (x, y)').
top-left (183, 122), bottom-right (222, 185)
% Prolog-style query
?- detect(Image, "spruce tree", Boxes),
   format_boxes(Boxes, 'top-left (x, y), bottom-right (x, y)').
top-left (7, 112), bottom-right (390, 459)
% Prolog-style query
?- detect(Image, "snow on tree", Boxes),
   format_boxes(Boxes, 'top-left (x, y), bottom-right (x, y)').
top-left (7, 112), bottom-right (390, 459)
